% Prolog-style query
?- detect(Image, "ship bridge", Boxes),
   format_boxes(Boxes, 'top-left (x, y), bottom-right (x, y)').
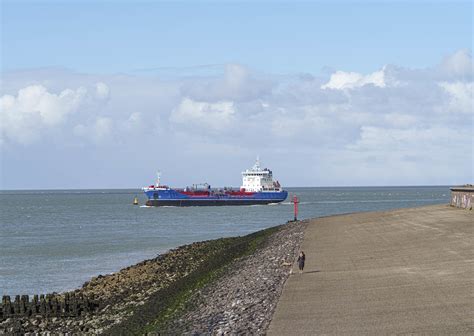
top-left (241, 158), bottom-right (282, 192)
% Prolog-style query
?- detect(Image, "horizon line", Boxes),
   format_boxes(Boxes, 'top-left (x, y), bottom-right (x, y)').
top-left (0, 184), bottom-right (457, 192)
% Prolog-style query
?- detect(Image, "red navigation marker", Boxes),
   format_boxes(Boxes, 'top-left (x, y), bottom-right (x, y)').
top-left (293, 195), bottom-right (299, 221)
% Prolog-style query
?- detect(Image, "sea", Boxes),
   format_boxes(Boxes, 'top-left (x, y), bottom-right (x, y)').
top-left (0, 186), bottom-right (450, 296)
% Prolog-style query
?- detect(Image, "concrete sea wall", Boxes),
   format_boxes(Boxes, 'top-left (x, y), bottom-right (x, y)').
top-left (268, 204), bottom-right (473, 335)
top-left (450, 185), bottom-right (474, 210)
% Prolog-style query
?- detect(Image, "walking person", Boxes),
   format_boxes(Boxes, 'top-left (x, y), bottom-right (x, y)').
top-left (297, 251), bottom-right (306, 274)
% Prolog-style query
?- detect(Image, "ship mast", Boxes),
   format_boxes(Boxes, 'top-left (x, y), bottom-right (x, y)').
top-left (253, 156), bottom-right (261, 170)
top-left (155, 171), bottom-right (161, 187)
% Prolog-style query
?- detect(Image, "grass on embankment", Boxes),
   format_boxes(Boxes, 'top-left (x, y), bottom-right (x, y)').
top-left (102, 225), bottom-right (281, 335)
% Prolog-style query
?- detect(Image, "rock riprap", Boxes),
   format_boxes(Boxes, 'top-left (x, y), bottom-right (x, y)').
top-left (161, 220), bottom-right (307, 335)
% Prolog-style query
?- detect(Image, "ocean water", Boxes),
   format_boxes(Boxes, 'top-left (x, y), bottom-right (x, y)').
top-left (0, 186), bottom-right (450, 296)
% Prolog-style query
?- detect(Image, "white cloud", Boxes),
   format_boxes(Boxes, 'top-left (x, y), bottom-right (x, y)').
top-left (93, 117), bottom-right (113, 140)
top-left (438, 81), bottom-right (473, 114)
top-left (270, 105), bottom-right (337, 141)
top-left (116, 112), bottom-right (146, 135)
top-left (350, 126), bottom-right (437, 151)
top-left (439, 49), bottom-right (473, 78)
top-left (0, 85), bottom-right (87, 144)
top-left (73, 117), bottom-right (113, 143)
top-left (383, 113), bottom-right (418, 128)
top-left (1, 49), bottom-right (472, 187)
top-left (0, 83), bottom-right (110, 145)
top-left (170, 98), bottom-right (235, 131)
top-left (321, 67), bottom-right (386, 90)
top-left (125, 112), bottom-right (142, 128)
top-left (180, 63), bottom-right (274, 102)
top-left (95, 82), bottom-right (110, 100)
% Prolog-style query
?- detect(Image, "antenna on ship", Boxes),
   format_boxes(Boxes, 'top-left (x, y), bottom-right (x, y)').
top-left (254, 155), bottom-right (261, 170)
top-left (156, 171), bottom-right (161, 187)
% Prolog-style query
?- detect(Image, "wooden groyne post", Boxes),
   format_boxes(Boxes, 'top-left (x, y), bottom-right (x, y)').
top-left (0, 293), bottom-right (100, 320)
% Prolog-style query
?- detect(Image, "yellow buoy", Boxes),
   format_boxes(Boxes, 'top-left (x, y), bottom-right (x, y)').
top-left (133, 196), bottom-right (139, 205)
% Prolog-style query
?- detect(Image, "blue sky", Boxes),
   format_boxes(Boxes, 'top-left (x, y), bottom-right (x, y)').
top-left (0, 1), bottom-right (472, 189)
top-left (2, 1), bottom-right (472, 74)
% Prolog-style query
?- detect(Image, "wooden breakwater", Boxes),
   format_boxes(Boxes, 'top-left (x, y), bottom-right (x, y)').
top-left (1, 293), bottom-right (99, 320)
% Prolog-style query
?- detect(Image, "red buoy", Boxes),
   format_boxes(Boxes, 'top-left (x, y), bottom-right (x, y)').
top-left (293, 195), bottom-right (299, 221)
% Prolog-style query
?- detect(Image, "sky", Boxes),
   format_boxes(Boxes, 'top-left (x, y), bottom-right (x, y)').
top-left (0, 0), bottom-right (473, 189)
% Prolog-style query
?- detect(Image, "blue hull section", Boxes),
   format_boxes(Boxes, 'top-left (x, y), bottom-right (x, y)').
top-left (144, 189), bottom-right (288, 207)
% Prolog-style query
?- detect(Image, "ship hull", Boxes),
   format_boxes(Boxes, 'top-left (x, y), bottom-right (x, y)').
top-left (145, 198), bottom-right (285, 207)
top-left (143, 189), bottom-right (288, 207)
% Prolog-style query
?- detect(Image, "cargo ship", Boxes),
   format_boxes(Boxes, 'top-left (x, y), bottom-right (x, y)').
top-left (143, 159), bottom-right (288, 206)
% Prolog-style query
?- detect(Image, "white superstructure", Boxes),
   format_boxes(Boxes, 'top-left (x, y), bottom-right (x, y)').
top-left (240, 158), bottom-right (282, 192)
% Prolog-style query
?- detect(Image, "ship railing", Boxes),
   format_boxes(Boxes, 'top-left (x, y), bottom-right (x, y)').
top-left (261, 187), bottom-right (282, 191)
top-left (142, 185), bottom-right (169, 191)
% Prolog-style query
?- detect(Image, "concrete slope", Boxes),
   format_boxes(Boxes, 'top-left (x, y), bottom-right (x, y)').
top-left (267, 205), bottom-right (473, 335)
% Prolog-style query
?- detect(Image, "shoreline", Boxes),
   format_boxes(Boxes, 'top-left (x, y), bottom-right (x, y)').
top-left (1, 219), bottom-right (307, 335)
top-left (2, 203), bottom-right (467, 335)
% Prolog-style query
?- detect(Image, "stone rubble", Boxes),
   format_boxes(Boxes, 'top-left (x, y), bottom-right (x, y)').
top-left (162, 219), bottom-right (307, 335)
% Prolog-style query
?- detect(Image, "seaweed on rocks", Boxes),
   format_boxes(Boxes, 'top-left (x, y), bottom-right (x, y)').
top-left (160, 220), bottom-right (307, 335)
top-left (105, 226), bottom-right (281, 335)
